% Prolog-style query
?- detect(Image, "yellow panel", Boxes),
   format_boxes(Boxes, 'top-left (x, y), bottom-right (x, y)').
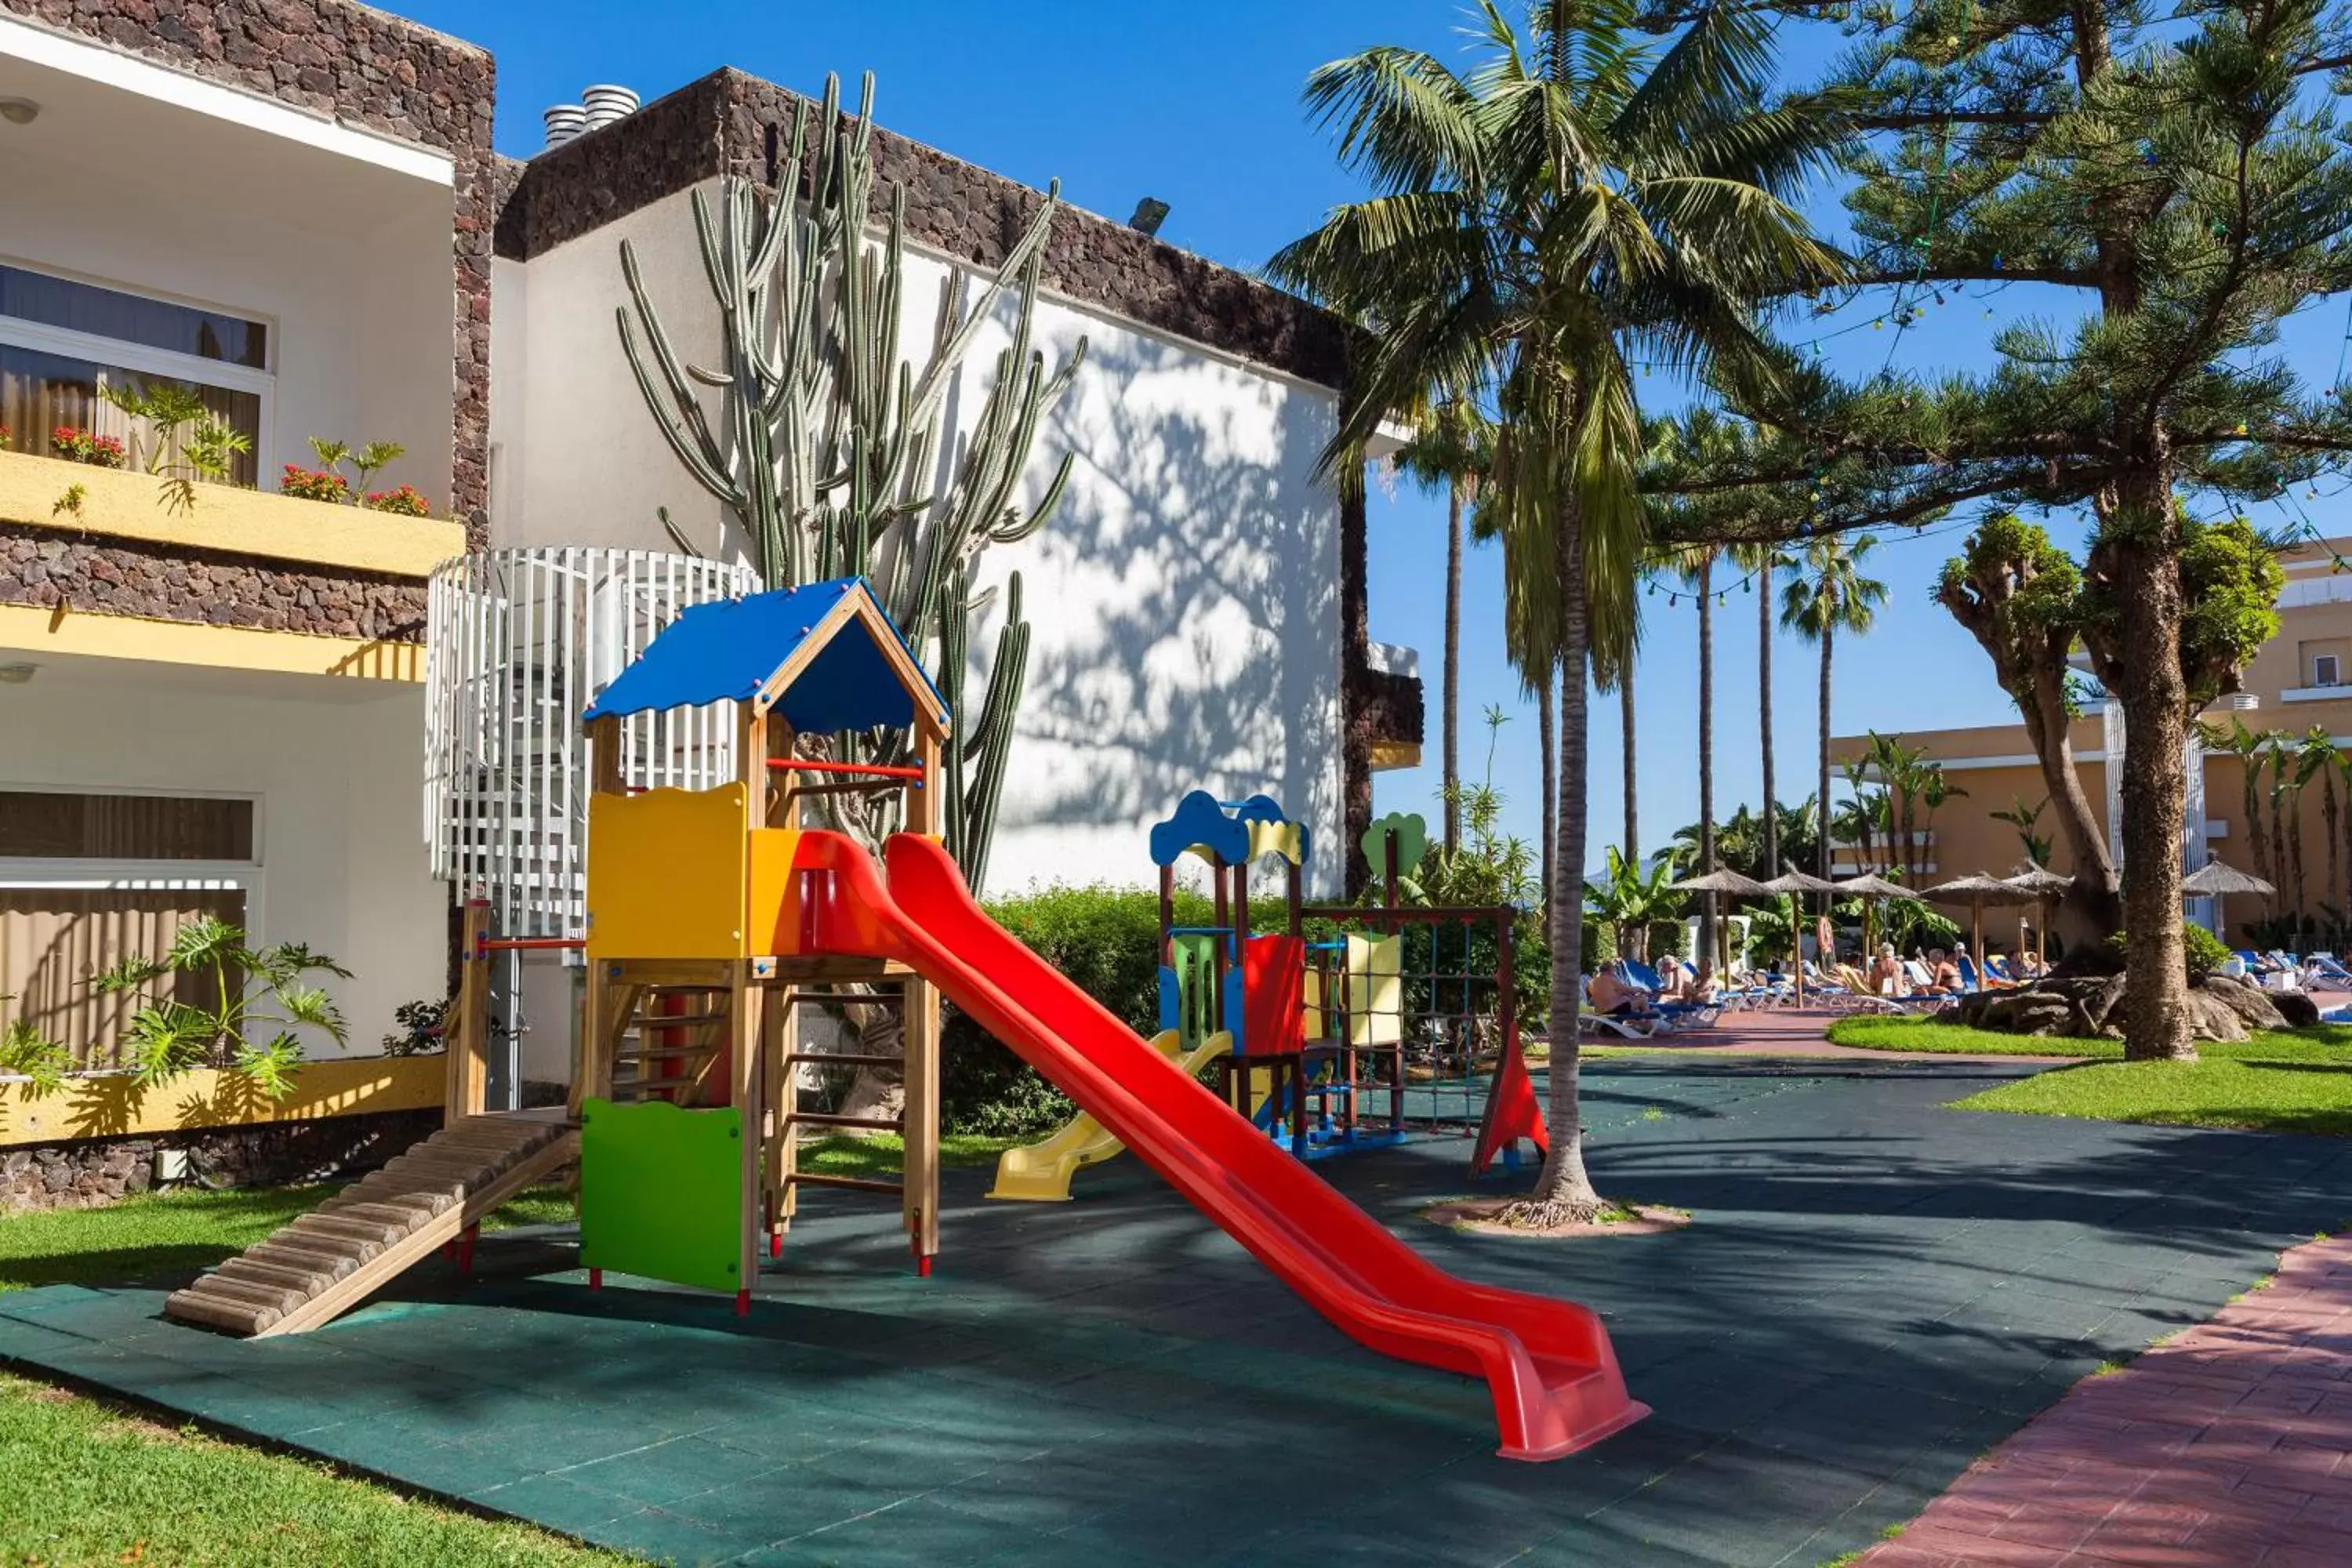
top-left (1247, 818), bottom-right (1306, 866)
top-left (1348, 933), bottom-right (1403, 1047)
top-left (587, 786), bottom-right (750, 961)
top-left (746, 827), bottom-right (805, 956)
top-left (1367, 741), bottom-right (1423, 771)
top-left (0, 1054), bottom-right (443, 1148)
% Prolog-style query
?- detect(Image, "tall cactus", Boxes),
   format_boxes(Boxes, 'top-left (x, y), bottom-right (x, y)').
top-left (619, 71), bottom-right (1083, 891)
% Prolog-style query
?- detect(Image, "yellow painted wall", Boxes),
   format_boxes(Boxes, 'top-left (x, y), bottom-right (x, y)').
top-left (0, 449), bottom-right (464, 578)
top-left (0, 604), bottom-right (422, 682)
top-left (0, 1053), bottom-right (443, 1148)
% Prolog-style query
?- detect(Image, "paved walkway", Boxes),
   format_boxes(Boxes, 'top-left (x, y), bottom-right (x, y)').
top-left (1860, 1235), bottom-right (2352, 1567)
top-left (1613, 1004), bottom-right (2074, 1063)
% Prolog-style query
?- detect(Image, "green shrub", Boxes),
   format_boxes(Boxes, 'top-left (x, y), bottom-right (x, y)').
top-left (2106, 920), bottom-right (2233, 982)
top-left (943, 880), bottom-right (1550, 1132)
top-left (942, 884), bottom-right (1210, 1134)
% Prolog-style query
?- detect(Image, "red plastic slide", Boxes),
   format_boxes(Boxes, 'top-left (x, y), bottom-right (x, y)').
top-left (788, 830), bottom-right (1647, 1461)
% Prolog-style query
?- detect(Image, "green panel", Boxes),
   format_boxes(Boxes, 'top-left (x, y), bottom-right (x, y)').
top-left (1171, 933), bottom-right (1222, 1051)
top-left (579, 1097), bottom-right (744, 1294)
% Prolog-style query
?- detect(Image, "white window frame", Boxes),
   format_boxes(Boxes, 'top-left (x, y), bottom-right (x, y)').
top-left (2316, 653), bottom-right (2341, 688)
top-left (0, 267), bottom-right (276, 480)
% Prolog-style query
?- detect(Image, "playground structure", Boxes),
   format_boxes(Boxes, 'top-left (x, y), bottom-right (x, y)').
top-left (164, 574), bottom-right (1640, 1461)
top-left (990, 797), bottom-right (1546, 1200)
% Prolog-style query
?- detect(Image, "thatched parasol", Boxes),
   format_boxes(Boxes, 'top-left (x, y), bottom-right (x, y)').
top-left (1834, 873), bottom-right (1914, 962)
top-left (2002, 866), bottom-right (2074, 967)
top-left (2182, 859), bottom-right (2272, 947)
top-left (1671, 868), bottom-right (1772, 971)
top-left (1923, 874), bottom-right (2034, 975)
top-left (1671, 868), bottom-right (1773, 898)
top-left (1759, 866), bottom-right (1842, 1002)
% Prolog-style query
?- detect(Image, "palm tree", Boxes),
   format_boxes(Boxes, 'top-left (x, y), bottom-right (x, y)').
top-left (1738, 542), bottom-right (1795, 874)
top-left (1389, 402), bottom-right (1495, 855)
top-left (1671, 543), bottom-right (1723, 961)
top-left (2268, 729), bottom-right (2303, 928)
top-left (2299, 728), bottom-right (2342, 933)
top-left (1991, 796), bottom-right (2055, 869)
top-left (1272, 0), bottom-right (1836, 1221)
top-left (2200, 717), bottom-right (2275, 903)
top-left (1783, 535), bottom-right (1889, 889)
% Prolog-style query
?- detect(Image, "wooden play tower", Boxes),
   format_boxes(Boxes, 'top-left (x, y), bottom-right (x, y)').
top-left (576, 578), bottom-right (947, 1297)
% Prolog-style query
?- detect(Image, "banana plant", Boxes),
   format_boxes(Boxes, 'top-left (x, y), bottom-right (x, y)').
top-left (618, 72), bottom-right (1083, 891)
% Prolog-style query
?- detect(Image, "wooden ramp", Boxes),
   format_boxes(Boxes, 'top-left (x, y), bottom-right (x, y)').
top-left (164, 1111), bottom-right (579, 1339)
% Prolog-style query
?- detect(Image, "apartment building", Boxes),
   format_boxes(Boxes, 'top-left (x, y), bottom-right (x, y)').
top-left (0, 0), bottom-right (1418, 1069)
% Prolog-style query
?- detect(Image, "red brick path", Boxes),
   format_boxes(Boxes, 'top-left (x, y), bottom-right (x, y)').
top-left (1859, 1236), bottom-right (2352, 1566)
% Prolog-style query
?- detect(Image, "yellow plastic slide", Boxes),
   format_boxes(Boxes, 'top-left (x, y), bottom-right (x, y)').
top-left (986, 1029), bottom-right (1233, 1201)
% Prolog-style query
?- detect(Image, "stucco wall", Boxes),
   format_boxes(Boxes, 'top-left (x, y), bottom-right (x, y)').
top-left (9, 145), bottom-right (454, 510)
top-left (491, 180), bottom-right (1348, 897)
top-left (0, 665), bottom-right (446, 1058)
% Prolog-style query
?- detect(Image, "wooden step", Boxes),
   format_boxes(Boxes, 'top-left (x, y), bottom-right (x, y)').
top-left (245, 1239), bottom-right (362, 1281)
top-left (162, 1288), bottom-right (278, 1336)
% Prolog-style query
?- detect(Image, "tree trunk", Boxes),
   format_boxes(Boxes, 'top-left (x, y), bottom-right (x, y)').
top-left (1443, 479), bottom-right (1464, 855)
top-left (2245, 754), bottom-right (2271, 902)
top-left (2105, 524), bottom-right (2196, 1062)
top-left (1759, 572), bottom-right (1778, 876)
top-left (1621, 674), bottom-right (1638, 866)
top-left (2020, 670), bottom-right (2122, 943)
top-left (1540, 663), bottom-right (1559, 912)
top-left (1696, 557), bottom-right (1717, 960)
top-left (1517, 489), bottom-right (1604, 1225)
top-left (2289, 782), bottom-right (2307, 935)
top-left (2322, 777), bottom-right (2339, 938)
top-left (1817, 619), bottom-right (1835, 887)
top-left (2339, 763), bottom-right (2351, 932)
top-left (2270, 763), bottom-right (2290, 925)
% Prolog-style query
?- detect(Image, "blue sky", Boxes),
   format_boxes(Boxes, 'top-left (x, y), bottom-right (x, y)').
top-left (405, 0), bottom-right (2352, 868)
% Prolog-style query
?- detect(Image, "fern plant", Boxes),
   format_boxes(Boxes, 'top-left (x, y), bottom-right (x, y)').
top-left (91, 919), bottom-right (350, 1100)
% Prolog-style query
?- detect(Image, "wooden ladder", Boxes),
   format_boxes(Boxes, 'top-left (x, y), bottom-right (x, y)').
top-left (163, 1112), bottom-right (578, 1338)
top-left (607, 982), bottom-right (735, 1106)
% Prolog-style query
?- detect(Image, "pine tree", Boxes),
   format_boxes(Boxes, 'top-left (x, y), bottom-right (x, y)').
top-left (1654, 0), bottom-right (2352, 1060)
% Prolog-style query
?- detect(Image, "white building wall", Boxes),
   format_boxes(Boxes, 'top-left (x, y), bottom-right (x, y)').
top-left (0, 666), bottom-right (447, 1059)
top-left (491, 181), bottom-right (1346, 896)
top-left (8, 136), bottom-right (453, 510)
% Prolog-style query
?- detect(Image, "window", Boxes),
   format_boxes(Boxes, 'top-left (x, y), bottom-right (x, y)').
top-left (2318, 654), bottom-right (2341, 688)
top-left (0, 789), bottom-right (260, 1065)
top-left (0, 790), bottom-right (254, 862)
top-left (0, 263), bottom-right (270, 485)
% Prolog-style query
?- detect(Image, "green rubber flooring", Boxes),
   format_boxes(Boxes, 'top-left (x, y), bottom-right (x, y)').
top-left (5, 1058), bottom-right (2350, 1567)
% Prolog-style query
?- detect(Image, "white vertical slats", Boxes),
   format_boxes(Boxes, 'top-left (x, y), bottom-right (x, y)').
top-left (423, 548), bottom-right (757, 944)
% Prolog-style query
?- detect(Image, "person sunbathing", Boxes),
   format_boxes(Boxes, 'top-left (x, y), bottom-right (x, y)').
top-left (1867, 943), bottom-right (1907, 996)
top-left (1588, 964), bottom-right (1646, 1016)
top-left (1653, 953), bottom-right (1692, 1000)
top-left (1922, 948), bottom-right (1962, 996)
top-left (1689, 959), bottom-right (1722, 1005)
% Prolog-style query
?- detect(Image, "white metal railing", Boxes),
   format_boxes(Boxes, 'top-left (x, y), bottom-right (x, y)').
top-left (423, 547), bottom-right (758, 941)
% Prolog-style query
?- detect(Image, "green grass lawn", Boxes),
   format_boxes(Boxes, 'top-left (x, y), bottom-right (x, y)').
top-left (0, 1372), bottom-right (629, 1567)
top-left (1827, 1013), bottom-right (2352, 1136)
top-left (0, 1179), bottom-right (630, 1565)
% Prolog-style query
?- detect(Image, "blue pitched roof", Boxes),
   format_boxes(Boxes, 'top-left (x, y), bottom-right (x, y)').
top-left (581, 577), bottom-right (949, 735)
